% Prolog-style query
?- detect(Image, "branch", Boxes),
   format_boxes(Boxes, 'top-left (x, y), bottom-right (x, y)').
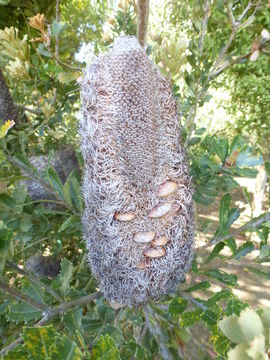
top-left (224, 0), bottom-right (236, 27)
top-left (136, 0), bottom-right (150, 47)
top-left (55, 0), bottom-right (60, 62)
top-left (57, 59), bottom-right (82, 72)
top-left (197, 212), bottom-right (270, 250)
top-left (211, 0), bottom-right (259, 76)
top-left (0, 292), bottom-right (99, 356)
top-left (185, 0), bottom-right (260, 135)
top-left (198, 0), bottom-right (210, 56)
top-left (6, 155), bottom-right (72, 212)
top-left (16, 105), bottom-right (42, 115)
top-left (6, 261), bottom-right (63, 303)
top-left (0, 281), bottom-right (49, 312)
top-left (181, 293), bottom-right (208, 311)
top-left (144, 305), bottom-right (173, 360)
top-left (185, 0), bottom-right (210, 134)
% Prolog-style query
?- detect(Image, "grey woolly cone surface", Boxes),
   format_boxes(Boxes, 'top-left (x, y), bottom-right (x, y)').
top-left (80, 36), bottom-right (194, 306)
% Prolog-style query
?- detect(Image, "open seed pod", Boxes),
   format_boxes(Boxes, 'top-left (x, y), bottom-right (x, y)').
top-left (80, 36), bottom-right (194, 306)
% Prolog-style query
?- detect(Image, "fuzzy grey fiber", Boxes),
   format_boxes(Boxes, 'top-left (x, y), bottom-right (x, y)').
top-left (79, 36), bottom-right (194, 306)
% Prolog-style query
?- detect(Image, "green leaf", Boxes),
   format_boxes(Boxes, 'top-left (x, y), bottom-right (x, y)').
top-left (216, 194), bottom-right (231, 236)
top-left (64, 308), bottom-right (83, 334)
top-left (214, 138), bottom-right (229, 163)
top-left (0, 222), bottom-right (13, 274)
top-left (231, 167), bottom-right (258, 178)
top-left (46, 167), bottom-right (64, 199)
top-left (91, 334), bottom-right (121, 360)
top-left (100, 325), bottom-right (124, 345)
top-left (225, 298), bottom-right (248, 316)
top-left (69, 176), bottom-right (83, 212)
top-left (37, 43), bottom-right (52, 57)
top-left (238, 308), bottom-right (264, 342)
top-left (261, 308), bottom-right (270, 338)
top-left (205, 269), bottom-right (237, 286)
top-left (58, 71), bottom-right (80, 84)
top-left (228, 343), bottom-right (251, 360)
top-left (246, 266), bottom-right (270, 280)
top-left (226, 208), bottom-right (240, 228)
top-left (188, 137), bottom-right (201, 146)
top-left (20, 216), bottom-right (32, 233)
top-left (53, 334), bottom-right (83, 359)
top-left (51, 21), bottom-right (67, 37)
top-left (265, 161), bottom-right (270, 177)
top-left (58, 215), bottom-right (81, 233)
top-left (0, 120), bottom-right (15, 138)
top-left (206, 242), bottom-right (225, 263)
top-left (23, 326), bottom-right (83, 359)
top-left (233, 242), bottom-right (254, 259)
top-left (218, 315), bottom-right (246, 344)
top-left (168, 297), bottom-right (188, 315)
top-left (246, 335), bottom-right (266, 360)
top-left (13, 154), bottom-right (40, 178)
top-left (180, 308), bottom-right (203, 327)
top-left (83, 318), bottom-right (103, 332)
top-left (63, 177), bottom-right (73, 208)
top-left (201, 308), bottom-right (220, 326)
top-left (23, 281), bottom-right (45, 305)
top-left (3, 346), bottom-right (28, 359)
top-left (59, 258), bottom-right (73, 296)
top-left (121, 340), bottom-right (147, 360)
top-left (184, 281), bottom-right (211, 292)
top-left (206, 290), bottom-right (232, 305)
top-left (7, 303), bottom-right (42, 323)
top-left (0, 194), bottom-right (17, 208)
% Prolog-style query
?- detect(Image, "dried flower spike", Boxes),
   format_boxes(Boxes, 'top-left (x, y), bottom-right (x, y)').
top-left (80, 36), bottom-right (194, 306)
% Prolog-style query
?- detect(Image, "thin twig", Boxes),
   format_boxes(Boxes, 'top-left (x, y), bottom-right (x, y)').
top-left (0, 292), bottom-right (99, 356)
top-left (198, 0), bottom-right (210, 56)
top-left (57, 58), bottom-right (82, 72)
top-left (224, 0), bottom-right (236, 27)
top-left (0, 281), bottom-right (49, 312)
top-left (6, 155), bottom-right (73, 213)
top-left (52, 0), bottom-right (60, 105)
top-left (55, 0), bottom-right (60, 63)
top-left (6, 261), bottom-right (63, 303)
top-left (181, 293), bottom-right (208, 311)
top-left (16, 105), bottom-right (42, 115)
top-left (136, 0), bottom-right (150, 47)
top-left (211, 0), bottom-right (259, 76)
top-left (197, 212), bottom-right (270, 249)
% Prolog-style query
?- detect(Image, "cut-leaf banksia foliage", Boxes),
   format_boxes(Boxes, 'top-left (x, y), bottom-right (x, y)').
top-left (79, 36), bottom-right (194, 305)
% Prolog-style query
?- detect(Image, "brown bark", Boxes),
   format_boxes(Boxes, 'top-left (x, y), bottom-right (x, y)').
top-left (136, 0), bottom-right (149, 47)
top-left (0, 68), bottom-right (19, 124)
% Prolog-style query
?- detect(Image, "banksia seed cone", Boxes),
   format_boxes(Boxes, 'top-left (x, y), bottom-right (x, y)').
top-left (80, 36), bottom-right (194, 306)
